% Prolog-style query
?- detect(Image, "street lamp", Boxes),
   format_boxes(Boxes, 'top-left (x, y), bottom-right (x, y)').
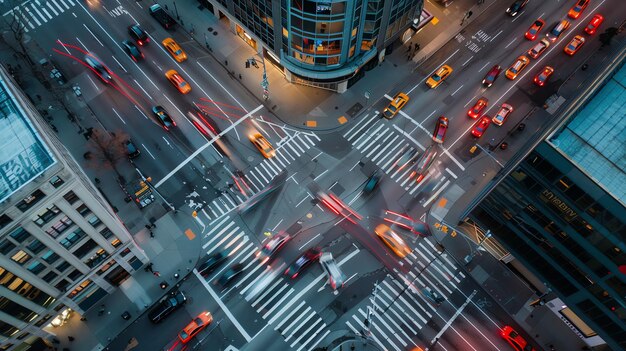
top-left (464, 230), bottom-right (492, 265)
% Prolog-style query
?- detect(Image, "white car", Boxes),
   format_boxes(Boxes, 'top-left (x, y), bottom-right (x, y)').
top-left (320, 252), bottom-right (346, 290)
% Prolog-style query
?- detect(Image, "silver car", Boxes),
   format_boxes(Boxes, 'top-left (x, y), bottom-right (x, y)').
top-left (319, 252), bottom-right (346, 290)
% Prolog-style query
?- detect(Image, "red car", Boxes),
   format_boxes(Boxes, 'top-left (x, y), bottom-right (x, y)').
top-left (468, 97), bottom-right (488, 119)
top-left (501, 325), bottom-right (536, 351)
top-left (432, 116), bottom-right (449, 143)
top-left (525, 19), bottom-right (545, 40)
top-left (534, 66), bottom-right (554, 87)
top-left (178, 311), bottom-right (213, 344)
top-left (568, 0), bottom-right (590, 19)
top-left (471, 116), bottom-right (491, 138)
top-left (584, 14), bottom-right (604, 35)
top-left (482, 65), bottom-right (502, 88)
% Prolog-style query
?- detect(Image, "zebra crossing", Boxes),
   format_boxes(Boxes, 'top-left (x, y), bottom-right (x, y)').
top-left (343, 113), bottom-right (457, 197)
top-left (344, 237), bottom-right (466, 351)
top-left (3, 0), bottom-right (78, 33)
top-left (198, 132), bottom-right (320, 222)
top-left (198, 217), bottom-right (362, 351)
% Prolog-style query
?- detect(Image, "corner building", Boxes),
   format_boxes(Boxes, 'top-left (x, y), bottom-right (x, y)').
top-left (467, 57), bottom-right (626, 350)
top-left (206, 0), bottom-right (424, 92)
top-left (0, 66), bottom-right (148, 349)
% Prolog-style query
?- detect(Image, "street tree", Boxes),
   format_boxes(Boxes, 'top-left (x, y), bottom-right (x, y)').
top-left (85, 129), bottom-right (129, 178)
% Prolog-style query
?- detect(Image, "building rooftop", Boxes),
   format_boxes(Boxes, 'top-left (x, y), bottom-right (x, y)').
top-left (0, 74), bottom-right (55, 203)
top-left (549, 63), bottom-right (626, 205)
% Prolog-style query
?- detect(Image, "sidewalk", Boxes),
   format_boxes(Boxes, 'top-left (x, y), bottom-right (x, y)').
top-left (157, 0), bottom-right (498, 131)
top-left (425, 151), bottom-right (587, 351)
top-left (0, 36), bottom-right (206, 351)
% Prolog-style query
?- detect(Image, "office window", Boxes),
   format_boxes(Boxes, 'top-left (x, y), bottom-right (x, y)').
top-left (9, 227), bottom-right (30, 242)
top-left (42, 271), bottom-right (58, 283)
top-left (0, 297), bottom-right (38, 322)
top-left (0, 214), bottom-right (12, 230)
top-left (73, 240), bottom-right (98, 259)
top-left (76, 204), bottom-right (91, 217)
top-left (42, 250), bottom-right (60, 264)
top-left (34, 206), bottom-right (61, 226)
top-left (16, 190), bottom-right (46, 212)
top-left (0, 240), bottom-right (16, 255)
top-left (100, 227), bottom-right (113, 239)
top-left (56, 261), bottom-right (71, 272)
top-left (0, 266), bottom-right (55, 307)
top-left (49, 176), bottom-right (64, 188)
top-left (27, 261), bottom-right (46, 275)
top-left (63, 191), bottom-right (79, 204)
top-left (110, 238), bottom-right (122, 248)
top-left (68, 269), bottom-right (82, 281)
top-left (0, 320), bottom-right (19, 338)
top-left (88, 215), bottom-right (102, 227)
top-left (55, 279), bottom-right (70, 292)
top-left (11, 250), bottom-right (31, 265)
top-left (27, 239), bottom-right (46, 254)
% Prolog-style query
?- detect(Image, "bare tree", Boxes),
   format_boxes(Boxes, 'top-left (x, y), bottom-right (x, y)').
top-left (0, 0), bottom-right (33, 64)
top-left (85, 129), bottom-right (129, 177)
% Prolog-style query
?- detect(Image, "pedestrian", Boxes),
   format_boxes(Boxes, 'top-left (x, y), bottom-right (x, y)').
top-left (146, 263), bottom-right (154, 273)
top-left (145, 224), bottom-right (151, 230)
top-left (80, 316), bottom-right (87, 321)
top-left (98, 304), bottom-right (105, 316)
top-left (153, 271), bottom-right (161, 277)
top-left (406, 45), bottom-right (411, 53)
top-left (407, 54), bottom-right (412, 61)
top-left (416, 43), bottom-right (421, 51)
top-left (149, 230), bottom-right (155, 238)
top-left (151, 223), bottom-right (157, 229)
top-left (68, 336), bottom-right (75, 342)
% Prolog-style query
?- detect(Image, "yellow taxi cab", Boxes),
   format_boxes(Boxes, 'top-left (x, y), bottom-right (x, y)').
top-left (178, 311), bottom-right (212, 344)
top-left (250, 133), bottom-right (275, 158)
top-left (382, 92), bottom-right (409, 119)
top-left (564, 35), bottom-right (585, 56)
top-left (165, 69), bottom-right (191, 94)
top-left (374, 224), bottom-right (411, 258)
top-left (162, 38), bottom-right (187, 62)
top-left (425, 64), bottom-right (453, 89)
top-left (505, 55), bottom-right (530, 80)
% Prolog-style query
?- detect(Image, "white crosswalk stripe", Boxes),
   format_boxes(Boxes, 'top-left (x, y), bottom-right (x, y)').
top-left (344, 238), bottom-right (465, 350)
top-left (198, 218), bottom-right (331, 351)
top-left (3, 0), bottom-right (76, 32)
top-left (198, 133), bottom-right (318, 222)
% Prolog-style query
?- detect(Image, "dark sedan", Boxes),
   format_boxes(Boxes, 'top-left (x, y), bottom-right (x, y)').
top-left (506, 0), bottom-right (529, 17)
top-left (285, 248), bottom-right (322, 279)
top-left (197, 251), bottom-right (228, 277)
top-left (84, 55), bottom-right (112, 83)
top-left (121, 40), bottom-right (144, 62)
top-left (148, 290), bottom-right (186, 323)
top-left (482, 65), bottom-right (502, 88)
top-left (152, 106), bottom-right (176, 131)
top-left (216, 263), bottom-right (244, 288)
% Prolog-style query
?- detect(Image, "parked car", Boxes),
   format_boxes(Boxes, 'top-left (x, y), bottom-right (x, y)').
top-left (285, 247), bottom-right (322, 279)
top-left (432, 116), bottom-right (449, 144)
top-left (319, 252), bottom-right (346, 290)
top-left (564, 35), bottom-right (585, 55)
top-left (492, 104), bottom-right (514, 126)
top-left (197, 251), bottom-right (228, 277)
top-left (584, 14), bottom-right (604, 35)
top-left (257, 233), bottom-right (290, 264)
top-left (149, 4), bottom-right (175, 29)
top-left (125, 139), bottom-right (140, 159)
top-left (148, 290), bottom-right (186, 323)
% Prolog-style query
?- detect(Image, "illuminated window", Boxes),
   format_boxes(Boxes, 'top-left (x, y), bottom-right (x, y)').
top-left (11, 250), bottom-right (31, 265)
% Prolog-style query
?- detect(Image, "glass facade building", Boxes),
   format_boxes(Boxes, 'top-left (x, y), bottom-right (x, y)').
top-left (469, 60), bottom-right (626, 350)
top-left (205, 0), bottom-right (424, 92)
top-left (0, 66), bottom-right (148, 350)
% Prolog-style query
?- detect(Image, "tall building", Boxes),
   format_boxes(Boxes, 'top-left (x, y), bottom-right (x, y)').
top-left (466, 54), bottom-right (626, 350)
top-left (203, 0), bottom-right (424, 92)
top-left (0, 66), bottom-right (148, 349)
